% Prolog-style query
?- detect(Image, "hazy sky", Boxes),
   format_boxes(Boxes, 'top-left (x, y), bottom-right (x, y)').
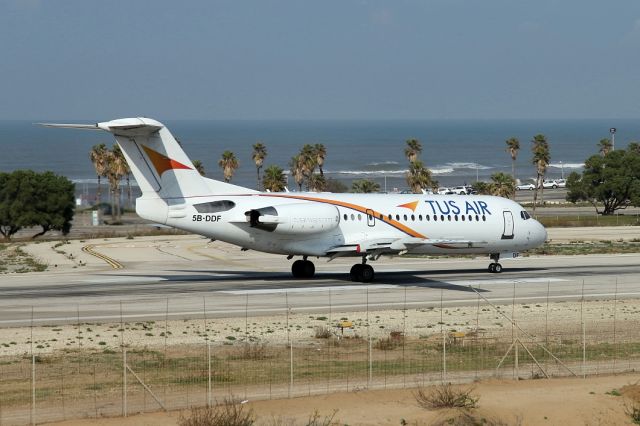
top-left (1, 0), bottom-right (640, 120)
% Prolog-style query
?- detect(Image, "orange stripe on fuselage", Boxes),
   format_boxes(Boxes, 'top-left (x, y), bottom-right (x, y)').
top-left (257, 193), bottom-right (427, 239)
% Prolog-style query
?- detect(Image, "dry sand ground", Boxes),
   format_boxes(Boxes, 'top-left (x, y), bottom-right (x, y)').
top-left (45, 373), bottom-right (640, 426)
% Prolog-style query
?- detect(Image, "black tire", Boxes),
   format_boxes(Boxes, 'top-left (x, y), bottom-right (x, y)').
top-left (350, 264), bottom-right (364, 282)
top-left (302, 260), bottom-right (315, 278)
top-left (494, 263), bottom-right (503, 273)
top-left (488, 263), bottom-right (495, 273)
top-left (361, 265), bottom-right (375, 282)
top-left (292, 260), bottom-right (305, 278)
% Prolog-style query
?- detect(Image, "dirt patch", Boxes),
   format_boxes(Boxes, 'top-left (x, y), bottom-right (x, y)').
top-left (45, 374), bottom-right (640, 426)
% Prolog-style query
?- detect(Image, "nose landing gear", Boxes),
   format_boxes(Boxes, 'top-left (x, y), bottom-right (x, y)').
top-left (488, 253), bottom-right (502, 273)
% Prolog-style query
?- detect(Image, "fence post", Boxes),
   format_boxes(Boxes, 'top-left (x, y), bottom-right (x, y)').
top-left (581, 280), bottom-right (586, 378)
top-left (441, 289), bottom-right (446, 383)
top-left (31, 353), bottom-right (35, 426)
top-left (285, 292), bottom-right (292, 398)
top-left (123, 349), bottom-right (127, 417)
top-left (207, 343), bottom-right (212, 407)
top-left (367, 287), bottom-right (372, 386)
top-left (613, 278), bottom-right (618, 374)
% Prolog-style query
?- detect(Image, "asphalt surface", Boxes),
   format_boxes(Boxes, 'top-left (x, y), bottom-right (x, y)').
top-left (3, 240), bottom-right (640, 326)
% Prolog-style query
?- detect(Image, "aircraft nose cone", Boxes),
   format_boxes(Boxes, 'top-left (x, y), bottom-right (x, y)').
top-left (536, 221), bottom-right (547, 246)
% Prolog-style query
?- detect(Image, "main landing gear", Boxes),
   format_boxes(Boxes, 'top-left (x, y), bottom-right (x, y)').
top-left (488, 253), bottom-right (503, 273)
top-left (350, 258), bottom-right (374, 283)
top-left (291, 257), bottom-right (315, 279)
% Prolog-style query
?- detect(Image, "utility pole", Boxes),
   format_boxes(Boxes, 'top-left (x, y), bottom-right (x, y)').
top-left (610, 127), bottom-right (616, 151)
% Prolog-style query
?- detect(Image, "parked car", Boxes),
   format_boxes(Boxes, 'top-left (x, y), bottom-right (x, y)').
top-left (437, 187), bottom-right (453, 195)
top-left (450, 186), bottom-right (468, 195)
top-left (541, 180), bottom-right (559, 189)
top-left (516, 183), bottom-right (535, 191)
top-left (555, 179), bottom-right (566, 188)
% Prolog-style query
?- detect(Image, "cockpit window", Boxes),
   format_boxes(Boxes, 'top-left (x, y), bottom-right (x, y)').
top-left (520, 211), bottom-right (531, 220)
top-left (194, 200), bottom-right (236, 213)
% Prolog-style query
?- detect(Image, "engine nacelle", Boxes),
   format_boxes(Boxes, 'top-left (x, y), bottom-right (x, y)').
top-left (246, 203), bottom-right (340, 235)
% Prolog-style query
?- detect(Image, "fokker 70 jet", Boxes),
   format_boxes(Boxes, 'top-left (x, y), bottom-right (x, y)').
top-left (44, 118), bottom-right (547, 282)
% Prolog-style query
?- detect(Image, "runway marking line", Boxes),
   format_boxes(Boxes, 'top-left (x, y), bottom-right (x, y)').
top-left (81, 245), bottom-right (124, 269)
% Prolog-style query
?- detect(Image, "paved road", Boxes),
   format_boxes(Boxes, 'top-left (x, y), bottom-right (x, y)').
top-left (2, 245), bottom-right (639, 326)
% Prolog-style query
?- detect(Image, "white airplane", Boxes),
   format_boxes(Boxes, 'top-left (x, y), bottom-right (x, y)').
top-left (43, 117), bottom-right (547, 282)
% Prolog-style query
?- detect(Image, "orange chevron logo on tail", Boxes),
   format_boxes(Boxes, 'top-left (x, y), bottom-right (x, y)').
top-left (142, 145), bottom-right (192, 176)
top-left (397, 201), bottom-right (419, 212)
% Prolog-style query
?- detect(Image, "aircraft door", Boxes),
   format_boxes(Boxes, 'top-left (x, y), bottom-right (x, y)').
top-left (502, 210), bottom-right (514, 240)
top-left (366, 209), bottom-right (375, 227)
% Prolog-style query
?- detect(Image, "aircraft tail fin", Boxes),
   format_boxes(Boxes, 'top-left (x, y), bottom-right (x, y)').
top-left (42, 118), bottom-right (256, 223)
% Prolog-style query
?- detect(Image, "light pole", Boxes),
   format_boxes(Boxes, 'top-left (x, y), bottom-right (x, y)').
top-left (560, 161), bottom-right (564, 180)
top-left (610, 127), bottom-right (617, 151)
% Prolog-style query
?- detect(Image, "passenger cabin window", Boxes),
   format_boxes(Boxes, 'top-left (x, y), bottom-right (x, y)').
top-left (194, 200), bottom-right (236, 213)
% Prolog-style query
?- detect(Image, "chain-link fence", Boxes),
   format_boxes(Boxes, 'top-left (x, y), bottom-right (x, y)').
top-left (1, 278), bottom-right (639, 425)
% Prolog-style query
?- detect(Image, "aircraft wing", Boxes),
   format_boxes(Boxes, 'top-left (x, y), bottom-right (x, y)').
top-left (327, 237), bottom-right (487, 257)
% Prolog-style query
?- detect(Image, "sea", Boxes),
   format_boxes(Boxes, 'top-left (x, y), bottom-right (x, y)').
top-left (1, 119), bottom-right (639, 200)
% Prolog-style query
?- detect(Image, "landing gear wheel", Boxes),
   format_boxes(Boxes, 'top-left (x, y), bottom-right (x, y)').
top-left (488, 263), bottom-right (503, 273)
top-left (292, 260), bottom-right (315, 278)
top-left (361, 264), bottom-right (375, 283)
top-left (350, 264), bottom-right (364, 281)
top-left (350, 264), bottom-right (375, 282)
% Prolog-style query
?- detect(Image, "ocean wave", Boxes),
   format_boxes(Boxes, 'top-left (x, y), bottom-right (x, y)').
top-left (367, 161), bottom-right (400, 166)
top-left (444, 162), bottom-right (492, 170)
top-left (431, 167), bottom-right (455, 175)
top-left (549, 162), bottom-right (584, 169)
top-left (327, 169), bottom-right (408, 176)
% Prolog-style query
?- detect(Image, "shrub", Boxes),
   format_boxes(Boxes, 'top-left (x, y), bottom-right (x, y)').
top-left (314, 326), bottom-right (332, 339)
top-left (178, 398), bottom-right (255, 426)
top-left (414, 383), bottom-right (478, 409)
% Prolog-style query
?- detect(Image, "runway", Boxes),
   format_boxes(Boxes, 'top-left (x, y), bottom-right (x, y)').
top-left (2, 236), bottom-right (640, 326)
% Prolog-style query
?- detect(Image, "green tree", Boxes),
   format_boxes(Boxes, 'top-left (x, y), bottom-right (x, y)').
top-left (404, 139), bottom-right (422, 163)
top-left (531, 134), bottom-right (550, 213)
top-left (218, 151), bottom-right (239, 183)
top-left (105, 145), bottom-right (129, 222)
top-left (471, 181), bottom-right (491, 195)
top-left (489, 172), bottom-right (516, 199)
top-left (566, 148), bottom-right (640, 215)
top-left (0, 171), bottom-right (74, 240)
top-left (598, 138), bottom-right (613, 157)
top-left (252, 142), bottom-right (267, 190)
top-left (89, 143), bottom-right (108, 205)
top-left (406, 160), bottom-right (434, 193)
top-left (307, 173), bottom-right (326, 192)
top-left (351, 179), bottom-right (380, 193)
top-left (192, 160), bottom-right (206, 176)
top-left (30, 172), bottom-right (75, 238)
top-left (262, 165), bottom-right (287, 192)
top-left (325, 178), bottom-right (348, 193)
top-left (505, 137), bottom-right (520, 183)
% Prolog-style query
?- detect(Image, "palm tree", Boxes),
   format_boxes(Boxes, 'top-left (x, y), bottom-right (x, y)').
top-left (531, 134), bottom-right (550, 213)
top-left (289, 155), bottom-right (305, 191)
top-left (218, 151), bottom-right (239, 183)
top-left (104, 145), bottom-right (128, 221)
top-left (252, 142), bottom-right (267, 190)
top-left (307, 173), bottom-right (326, 192)
top-left (192, 160), bottom-right (206, 176)
top-left (262, 165), bottom-right (287, 192)
top-left (404, 139), bottom-right (422, 163)
top-left (89, 143), bottom-right (108, 205)
top-left (598, 138), bottom-right (613, 157)
top-left (489, 172), bottom-right (516, 198)
top-left (111, 144), bottom-right (132, 210)
top-left (313, 144), bottom-right (327, 176)
top-left (351, 179), bottom-right (380, 193)
top-left (505, 137), bottom-right (520, 181)
top-left (406, 160), bottom-right (434, 193)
